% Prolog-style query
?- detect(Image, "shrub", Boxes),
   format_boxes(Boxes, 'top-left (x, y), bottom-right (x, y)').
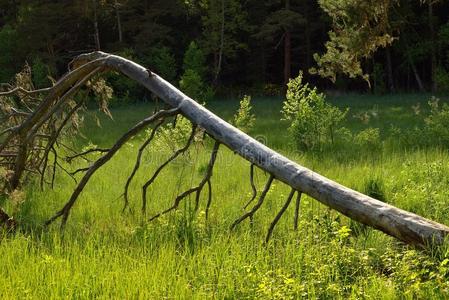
top-left (155, 115), bottom-right (196, 152)
top-left (424, 97), bottom-right (449, 147)
top-left (354, 127), bottom-right (381, 151)
top-left (281, 72), bottom-right (348, 151)
top-left (232, 95), bottom-right (256, 133)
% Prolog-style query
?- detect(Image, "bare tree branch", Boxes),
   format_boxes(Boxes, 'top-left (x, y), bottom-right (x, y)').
top-left (45, 107), bottom-right (179, 228)
top-left (231, 175), bottom-right (274, 230)
top-left (266, 188), bottom-right (296, 243)
top-left (149, 140), bottom-right (220, 221)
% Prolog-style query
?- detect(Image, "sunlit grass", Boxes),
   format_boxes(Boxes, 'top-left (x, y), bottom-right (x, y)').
top-left (1, 94), bottom-right (449, 299)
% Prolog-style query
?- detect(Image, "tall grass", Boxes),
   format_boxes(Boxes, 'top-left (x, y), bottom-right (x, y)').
top-left (1, 94), bottom-right (449, 299)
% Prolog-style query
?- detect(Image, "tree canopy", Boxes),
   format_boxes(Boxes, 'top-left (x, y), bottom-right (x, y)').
top-left (0, 0), bottom-right (448, 94)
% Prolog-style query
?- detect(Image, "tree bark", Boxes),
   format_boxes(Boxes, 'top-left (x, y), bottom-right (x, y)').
top-left (115, 0), bottom-right (123, 43)
top-left (409, 54), bottom-right (425, 92)
top-left (93, 0), bottom-right (101, 50)
top-left (72, 51), bottom-right (449, 247)
top-left (428, 2), bottom-right (437, 92)
top-left (214, 0), bottom-right (225, 84)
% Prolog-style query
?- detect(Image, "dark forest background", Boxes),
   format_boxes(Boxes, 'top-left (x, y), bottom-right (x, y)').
top-left (1, 0), bottom-right (449, 99)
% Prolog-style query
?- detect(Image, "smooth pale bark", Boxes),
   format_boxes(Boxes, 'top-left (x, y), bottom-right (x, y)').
top-left (73, 51), bottom-right (449, 247)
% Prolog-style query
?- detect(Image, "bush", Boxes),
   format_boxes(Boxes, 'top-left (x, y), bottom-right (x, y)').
top-left (232, 95), bottom-right (256, 133)
top-left (155, 115), bottom-right (198, 153)
top-left (354, 127), bottom-right (381, 151)
top-left (424, 97), bottom-right (449, 146)
top-left (281, 72), bottom-right (348, 151)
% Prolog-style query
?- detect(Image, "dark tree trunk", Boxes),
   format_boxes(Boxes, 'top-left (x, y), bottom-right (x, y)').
top-left (93, 0), bottom-right (101, 50)
top-left (214, 0), bottom-right (225, 84)
top-left (429, 2), bottom-right (437, 92)
top-left (115, 0), bottom-right (123, 43)
top-left (385, 47), bottom-right (395, 92)
top-left (283, 0), bottom-right (292, 92)
top-left (408, 54), bottom-right (425, 92)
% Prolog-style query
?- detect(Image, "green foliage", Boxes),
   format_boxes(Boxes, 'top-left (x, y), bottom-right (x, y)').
top-left (199, 0), bottom-right (250, 75)
top-left (281, 73), bottom-right (348, 151)
top-left (232, 95), bottom-right (256, 133)
top-left (31, 57), bottom-right (52, 89)
top-left (255, 6), bottom-right (305, 42)
top-left (354, 127), bottom-right (381, 151)
top-left (424, 97), bottom-right (449, 147)
top-left (155, 115), bottom-right (197, 152)
top-left (106, 48), bottom-right (141, 104)
top-left (311, 0), bottom-right (394, 83)
top-left (435, 67), bottom-right (449, 94)
top-left (179, 69), bottom-right (214, 102)
top-left (183, 41), bottom-right (207, 78)
top-left (0, 25), bottom-right (19, 82)
top-left (364, 177), bottom-right (386, 202)
top-left (3, 96), bottom-right (449, 298)
top-left (147, 47), bottom-right (177, 83)
top-left (180, 42), bottom-right (214, 102)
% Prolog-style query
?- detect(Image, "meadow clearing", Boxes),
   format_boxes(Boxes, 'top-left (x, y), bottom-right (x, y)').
top-left (1, 93), bottom-right (449, 299)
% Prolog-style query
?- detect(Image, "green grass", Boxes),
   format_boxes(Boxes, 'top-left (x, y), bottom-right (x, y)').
top-left (2, 93), bottom-right (449, 299)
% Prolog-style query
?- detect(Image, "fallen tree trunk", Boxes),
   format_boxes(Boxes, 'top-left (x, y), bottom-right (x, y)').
top-left (72, 52), bottom-right (449, 247)
top-left (1, 51), bottom-right (449, 247)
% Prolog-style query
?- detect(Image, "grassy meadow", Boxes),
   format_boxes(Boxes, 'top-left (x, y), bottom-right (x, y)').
top-left (2, 94), bottom-right (449, 299)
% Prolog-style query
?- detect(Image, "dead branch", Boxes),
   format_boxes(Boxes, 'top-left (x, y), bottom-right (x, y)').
top-left (265, 188), bottom-right (296, 243)
top-left (122, 118), bottom-right (165, 212)
top-left (231, 175), bottom-right (274, 230)
top-left (45, 107), bottom-right (179, 228)
top-left (1, 51), bottom-right (448, 247)
top-left (149, 140), bottom-right (220, 221)
top-left (141, 124), bottom-right (197, 214)
top-left (205, 179), bottom-right (213, 220)
top-left (0, 87), bottom-right (51, 97)
top-left (294, 191), bottom-right (302, 231)
top-left (66, 148), bottom-right (110, 163)
top-left (243, 163), bottom-right (257, 209)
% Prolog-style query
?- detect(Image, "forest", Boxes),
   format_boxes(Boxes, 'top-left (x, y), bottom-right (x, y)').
top-left (1, 0), bottom-right (449, 95)
top-left (1, 0), bottom-right (449, 299)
